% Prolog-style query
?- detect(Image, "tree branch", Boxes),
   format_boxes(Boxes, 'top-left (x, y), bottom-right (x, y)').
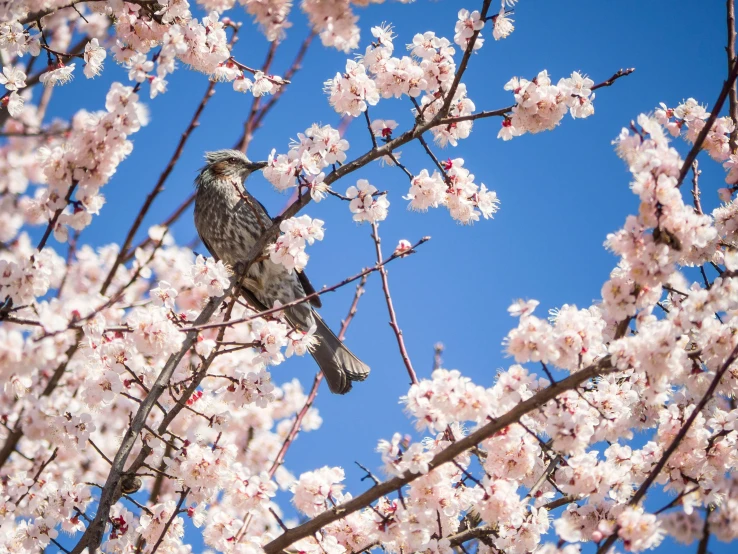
top-left (728, 0), bottom-right (738, 152)
top-left (370, 222), bottom-right (418, 386)
top-left (676, 59), bottom-right (738, 187)
top-left (596, 342), bottom-right (738, 554)
top-left (264, 356), bottom-right (617, 554)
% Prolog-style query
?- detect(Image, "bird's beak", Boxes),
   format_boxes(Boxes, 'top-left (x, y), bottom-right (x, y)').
top-left (247, 161), bottom-right (268, 171)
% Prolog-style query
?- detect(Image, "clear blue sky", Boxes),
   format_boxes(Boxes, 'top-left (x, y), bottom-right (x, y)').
top-left (45, 1), bottom-right (733, 551)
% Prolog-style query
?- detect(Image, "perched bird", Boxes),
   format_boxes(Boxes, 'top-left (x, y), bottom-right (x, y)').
top-left (193, 149), bottom-right (370, 394)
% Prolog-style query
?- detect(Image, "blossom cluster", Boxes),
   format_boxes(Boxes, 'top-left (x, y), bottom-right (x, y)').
top-left (498, 70), bottom-right (596, 140)
top-left (263, 123), bottom-right (348, 196)
top-left (404, 158), bottom-right (499, 224)
top-left (268, 215), bottom-right (326, 272)
top-left (0, 218), bottom-right (328, 551)
top-left (2, 1), bottom-right (736, 554)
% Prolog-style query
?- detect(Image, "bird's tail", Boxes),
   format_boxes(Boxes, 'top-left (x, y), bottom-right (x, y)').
top-left (309, 311), bottom-right (370, 394)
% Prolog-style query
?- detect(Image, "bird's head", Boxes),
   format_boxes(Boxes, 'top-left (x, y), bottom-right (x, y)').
top-left (197, 149), bottom-right (267, 186)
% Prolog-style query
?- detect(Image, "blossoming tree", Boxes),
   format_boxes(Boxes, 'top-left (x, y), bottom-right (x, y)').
top-left (0, 0), bottom-right (736, 553)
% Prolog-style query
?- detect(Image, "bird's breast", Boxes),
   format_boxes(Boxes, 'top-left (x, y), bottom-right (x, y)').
top-left (194, 183), bottom-right (264, 269)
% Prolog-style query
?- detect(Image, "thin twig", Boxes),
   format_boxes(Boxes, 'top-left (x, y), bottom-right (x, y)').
top-left (696, 508), bottom-right (711, 554)
top-left (35, 181), bottom-right (77, 252)
top-left (370, 222), bottom-right (419, 386)
top-left (148, 488), bottom-right (189, 554)
top-left (15, 447), bottom-right (58, 505)
top-left (179, 237), bottom-right (427, 333)
top-left (526, 455), bottom-right (561, 499)
top-left (237, 40), bottom-right (278, 153)
top-left (237, 32), bottom-right (316, 152)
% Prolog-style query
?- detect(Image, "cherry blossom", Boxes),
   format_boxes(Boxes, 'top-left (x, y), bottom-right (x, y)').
top-left (0, 2), bottom-right (733, 554)
top-left (346, 179), bottom-right (389, 223)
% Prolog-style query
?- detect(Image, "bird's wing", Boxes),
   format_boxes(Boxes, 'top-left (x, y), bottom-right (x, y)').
top-left (197, 232), bottom-right (217, 260)
top-left (297, 271), bottom-right (322, 308)
top-left (250, 195), bottom-right (323, 309)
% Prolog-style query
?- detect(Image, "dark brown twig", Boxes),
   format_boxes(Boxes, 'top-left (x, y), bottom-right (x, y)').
top-left (676, 59), bottom-right (738, 188)
top-left (696, 508), bottom-right (711, 554)
top-left (728, 0), bottom-right (738, 152)
top-left (148, 488), bottom-right (189, 554)
top-left (237, 32), bottom-right (316, 153)
top-left (35, 181), bottom-right (77, 252)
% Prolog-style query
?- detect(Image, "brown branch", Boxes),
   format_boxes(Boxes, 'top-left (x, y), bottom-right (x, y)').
top-left (15, 447), bottom-right (58, 505)
top-left (370, 222), bottom-right (419, 386)
top-left (448, 525), bottom-right (494, 547)
top-left (677, 59), bottom-right (738, 188)
top-left (263, 355), bottom-right (617, 554)
top-left (697, 508), bottom-right (711, 554)
top-left (441, 68), bottom-right (635, 126)
top-left (542, 495), bottom-right (580, 511)
top-left (364, 109), bottom-right (378, 149)
top-left (590, 67), bottom-right (636, 92)
top-left (237, 39), bottom-right (278, 153)
top-left (728, 0), bottom-right (738, 152)
top-left (35, 181), bottom-right (77, 252)
top-left (99, 80), bottom-right (217, 295)
top-left (148, 488), bottom-right (189, 554)
top-left (228, 57), bottom-right (288, 85)
top-left (123, 193), bottom-right (196, 262)
top-left (596, 342), bottom-right (738, 554)
top-left (438, 0), bottom-right (493, 118)
top-left (691, 160), bottom-right (703, 215)
top-left (526, 454), bottom-right (560, 499)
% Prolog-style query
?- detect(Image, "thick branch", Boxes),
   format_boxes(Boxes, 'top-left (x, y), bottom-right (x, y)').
top-left (69, 293), bottom-right (224, 554)
top-left (728, 0), bottom-right (738, 152)
top-left (264, 356), bottom-right (617, 554)
top-left (676, 59), bottom-right (738, 187)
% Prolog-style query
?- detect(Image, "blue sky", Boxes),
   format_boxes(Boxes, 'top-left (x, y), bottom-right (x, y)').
top-left (42, 0), bottom-right (734, 551)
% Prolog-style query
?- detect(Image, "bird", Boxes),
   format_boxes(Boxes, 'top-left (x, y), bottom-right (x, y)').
top-left (193, 149), bottom-right (370, 394)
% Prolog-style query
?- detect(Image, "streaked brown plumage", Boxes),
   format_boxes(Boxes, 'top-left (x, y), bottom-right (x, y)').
top-left (193, 149), bottom-right (370, 394)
